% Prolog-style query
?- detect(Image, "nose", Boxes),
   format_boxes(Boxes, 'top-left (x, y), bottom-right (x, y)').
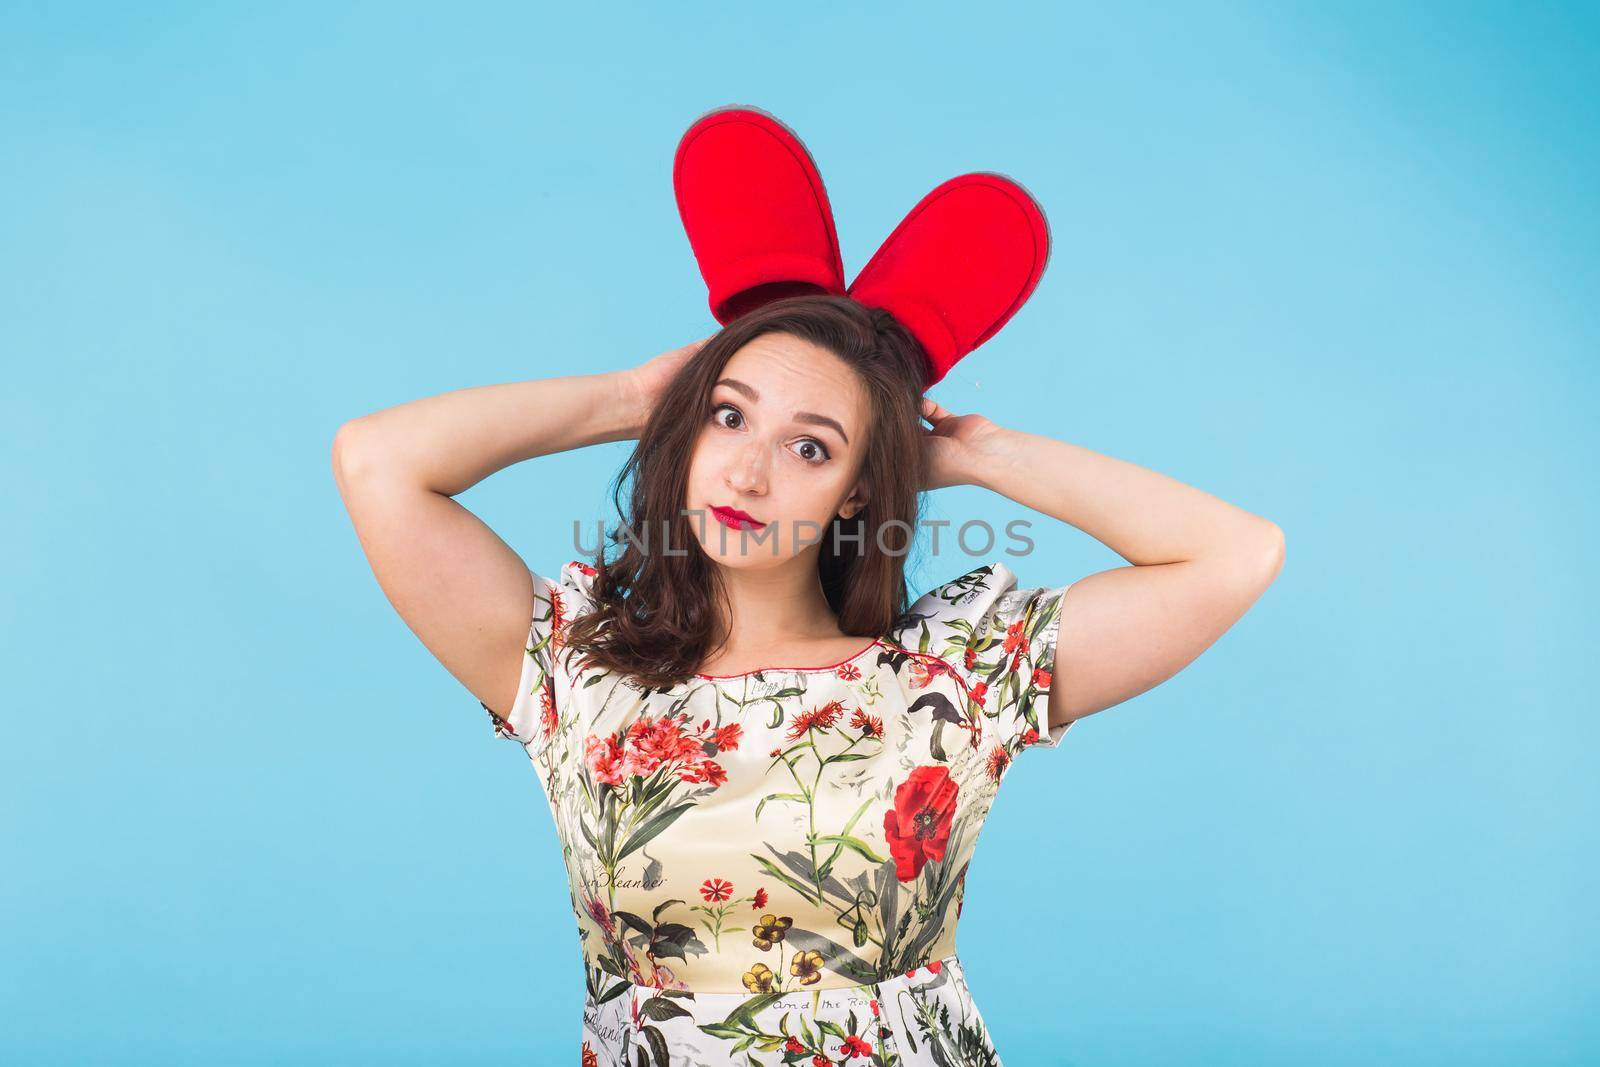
top-left (724, 440), bottom-right (767, 495)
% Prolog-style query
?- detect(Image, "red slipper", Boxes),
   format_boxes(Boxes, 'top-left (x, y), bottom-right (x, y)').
top-left (847, 172), bottom-right (1052, 388)
top-left (674, 104), bottom-right (847, 324)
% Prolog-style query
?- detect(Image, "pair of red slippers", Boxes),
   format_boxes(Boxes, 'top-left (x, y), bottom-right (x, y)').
top-left (673, 104), bottom-right (1051, 389)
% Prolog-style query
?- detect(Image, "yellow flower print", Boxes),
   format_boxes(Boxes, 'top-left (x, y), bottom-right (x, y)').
top-left (752, 913), bottom-right (793, 950)
top-left (741, 962), bottom-right (774, 993)
top-left (790, 949), bottom-right (824, 985)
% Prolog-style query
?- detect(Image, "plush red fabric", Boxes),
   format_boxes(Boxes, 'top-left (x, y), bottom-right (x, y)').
top-left (673, 105), bottom-right (846, 325)
top-left (848, 173), bottom-right (1051, 388)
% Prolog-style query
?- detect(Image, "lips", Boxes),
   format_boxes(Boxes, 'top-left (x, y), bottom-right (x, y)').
top-left (711, 505), bottom-right (766, 531)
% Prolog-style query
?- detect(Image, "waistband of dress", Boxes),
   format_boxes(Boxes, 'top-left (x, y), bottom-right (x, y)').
top-left (613, 951), bottom-right (964, 1002)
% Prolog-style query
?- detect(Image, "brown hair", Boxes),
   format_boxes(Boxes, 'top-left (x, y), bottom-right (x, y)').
top-left (562, 294), bottom-right (930, 691)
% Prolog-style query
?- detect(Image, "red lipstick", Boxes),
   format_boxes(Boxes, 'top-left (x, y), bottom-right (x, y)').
top-left (711, 505), bottom-right (766, 531)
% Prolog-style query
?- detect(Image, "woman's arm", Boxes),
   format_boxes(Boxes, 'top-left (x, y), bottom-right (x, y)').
top-left (931, 402), bottom-right (1284, 727)
top-left (331, 368), bottom-right (654, 721)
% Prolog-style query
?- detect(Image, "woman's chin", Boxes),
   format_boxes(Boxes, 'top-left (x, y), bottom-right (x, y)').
top-left (694, 525), bottom-right (787, 564)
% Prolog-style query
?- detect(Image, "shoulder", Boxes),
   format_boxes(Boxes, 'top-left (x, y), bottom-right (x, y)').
top-left (547, 558), bottom-right (600, 617)
top-left (888, 558), bottom-right (1076, 753)
top-left (522, 558), bottom-right (600, 631)
top-left (889, 559), bottom-right (1024, 644)
top-left (887, 559), bottom-right (1068, 678)
top-left (515, 559), bottom-right (603, 671)
top-left (483, 559), bottom-right (606, 752)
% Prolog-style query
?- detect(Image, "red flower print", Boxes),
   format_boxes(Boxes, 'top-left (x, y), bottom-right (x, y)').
top-left (968, 681), bottom-right (988, 707)
top-left (625, 715), bottom-right (702, 777)
top-left (836, 661), bottom-right (863, 681)
top-left (963, 646), bottom-right (977, 670)
top-left (585, 897), bottom-right (615, 938)
top-left (752, 887), bottom-right (768, 910)
top-left (1021, 726), bottom-right (1040, 746)
top-left (769, 747), bottom-right (783, 758)
top-left (842, 1034), bottom-right (872, 1056)
top-left (582, 1039), bottom-right (598, 1067)
top-left (812, 1055), bottom-right (830, 1067)
top-left (927, 959), bottom-right (942, 974)
top-left (785, 699), bottom-right (845, 741)
top-left (907, 656), bottom-right (946, 689)
top-left (700, 878), bottom-right (733, 902)
top-left (1003, 617), bottom-right (1027, 655)
top-left (1031, 666), bottom-right (1052, 689)
top-left (583, 735), bottom-right (627, 786)
top-left (712, 722), bottom-right (743, 751)
top-left (678, 758), bottom-right (727, 786)
top-left (869, 998), bottom-right (879, 1017)
top-left (883, 765), bottom-right (959, 881)
top-left (785, 1036), bottom-right (805, 1053)
top-left (849, 708), bottom-right (883, 738)
top-left (985, 744), bottom-right (1010, 781)
top-left (538, 684), bottom-right (558, 740)
top-left (584, 712), bottom-right (733, 791)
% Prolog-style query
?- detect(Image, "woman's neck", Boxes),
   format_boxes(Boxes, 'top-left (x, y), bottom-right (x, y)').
top-left (702, 560), bottom-right (850, 665)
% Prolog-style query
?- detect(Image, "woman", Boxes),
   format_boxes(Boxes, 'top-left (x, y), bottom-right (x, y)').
top-left (332, 294), bottom-right (1284, 1064)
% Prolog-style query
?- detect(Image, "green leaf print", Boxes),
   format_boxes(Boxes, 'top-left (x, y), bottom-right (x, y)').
top-left (811, 833), bottom-right (887, 865)
top-left (617, 800), bottom-right (696, 861)
top-left (640, 995), bottom-right (692, 1022)
top-left (641, 1024), bottom-right (669, 1066)
top-left (754, 791), bottom-right (808, 820)
top-left (752, 854), bottom-right (820, 905)
top-left (719, 990), bottom-right (785, 1030)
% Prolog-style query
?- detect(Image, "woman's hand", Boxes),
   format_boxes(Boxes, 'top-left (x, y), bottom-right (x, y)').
top-left (622, 336), bottom-right (713, 435)
top-left (919, 396), bottom-right (1004, 491)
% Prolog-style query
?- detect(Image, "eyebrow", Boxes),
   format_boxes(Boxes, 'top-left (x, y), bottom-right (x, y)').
top-left (715, 378), bottom-right (850, 446)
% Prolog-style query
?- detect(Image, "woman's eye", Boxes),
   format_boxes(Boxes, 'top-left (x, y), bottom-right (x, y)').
top-left (712, 403), bottom-right (742, 429)
top-left (794, 439), bottom-right (830, 464)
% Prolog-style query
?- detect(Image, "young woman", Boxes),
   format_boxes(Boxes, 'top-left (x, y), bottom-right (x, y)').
top-left (333, 295), bottom-right (1282, 1064)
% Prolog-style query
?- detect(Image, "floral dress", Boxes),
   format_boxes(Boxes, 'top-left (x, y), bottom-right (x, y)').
top-left (482, 558), bottom-right (1074, 1066)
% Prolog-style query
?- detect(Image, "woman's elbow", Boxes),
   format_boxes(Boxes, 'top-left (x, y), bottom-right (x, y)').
top-left (1252, 520), bottom-right (1286, 587)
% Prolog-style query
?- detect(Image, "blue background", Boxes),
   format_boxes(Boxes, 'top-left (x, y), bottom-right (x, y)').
top-left (4, 2), bottom-right (1595, 1064)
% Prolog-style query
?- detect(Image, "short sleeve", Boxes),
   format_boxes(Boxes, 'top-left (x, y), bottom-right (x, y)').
top-left (897, 560), bottom-right (1075, 756)
top-left (481, 559), bottom-right (599, 757)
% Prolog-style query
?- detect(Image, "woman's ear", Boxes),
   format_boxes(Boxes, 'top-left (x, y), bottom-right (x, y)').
top-left (840, 487), bottom-right (869, 520)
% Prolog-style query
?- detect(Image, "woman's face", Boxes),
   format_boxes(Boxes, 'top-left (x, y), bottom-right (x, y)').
top-left (685, 333), bottom-right (871, 569)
